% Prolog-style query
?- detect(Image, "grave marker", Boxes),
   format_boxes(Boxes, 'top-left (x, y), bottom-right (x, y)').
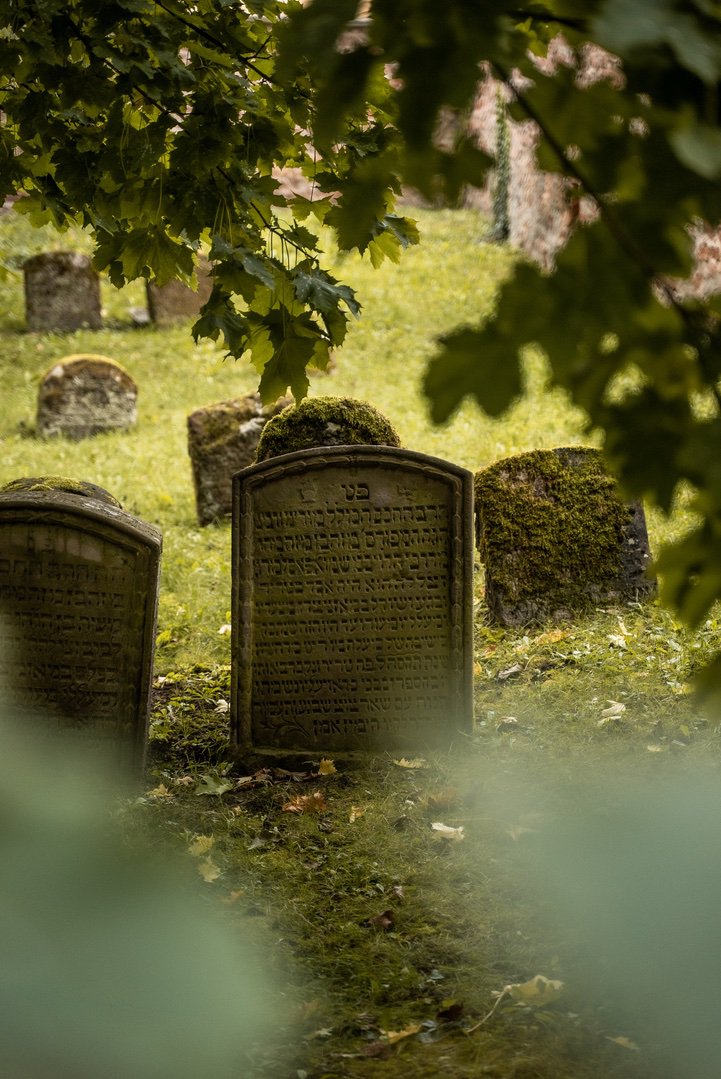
top-left (475, 447), bottom-right (655, 626)
top-left (146, 257), bottom-right (213, 325)
top-left (36, 354), bottom-right (138, 440)
top-left (187, 393), bottom-right (291, 526)
top-left (0, 479), bottom-right (161, 770)
top-left (232, 446), bottom-right (474, 752)
top-left (23, 252), bottom-right (102, 332)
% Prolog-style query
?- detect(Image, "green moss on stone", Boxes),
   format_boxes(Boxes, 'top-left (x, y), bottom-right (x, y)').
top-left (475, 447), bottom-right (638, 622)
top-left (0, 476), bottom-right (121, 507)
top-left (255, 397), bottom-right (401, 463)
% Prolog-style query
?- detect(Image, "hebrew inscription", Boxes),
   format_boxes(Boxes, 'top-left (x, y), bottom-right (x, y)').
top-left (232, 447), bottom-right (474, 751)
top-left (0, 490), bottom-right (161, 770)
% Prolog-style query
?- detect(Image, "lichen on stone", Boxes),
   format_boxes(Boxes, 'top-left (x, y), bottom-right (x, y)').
top-left (475, 447), bottom-right (654, 625)
top-left (255, 397), bottom-right (401, 462)
top-left (0, 476), bottom-right (121, 508)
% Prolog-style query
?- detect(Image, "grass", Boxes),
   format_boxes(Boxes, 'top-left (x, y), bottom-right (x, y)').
top-left (1, 206), bottom-right (720, 1077)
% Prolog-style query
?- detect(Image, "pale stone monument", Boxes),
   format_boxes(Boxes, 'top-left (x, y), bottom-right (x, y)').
top-left (23, 252), bottom-right (102, 332)
top-left (36, 354), bottom-right (138, 439)
top-left (146, 257), bottom-right (213, 325)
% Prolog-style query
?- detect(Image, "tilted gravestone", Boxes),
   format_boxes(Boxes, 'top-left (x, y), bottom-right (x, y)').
top-left (475, 447), bottom-right (655, 626)
top-left (232, 446), bottom-right (474, 752)
top-left (23, 252), bottom-right (102, 332)
top-left (187, 393), bottom-right (291, 526)
top-left (36, 354), bottom-right (138, 440)
top-left (146, 257), bottom-right (213, 326)
top-left (0, 478), bottom-right (161, 770)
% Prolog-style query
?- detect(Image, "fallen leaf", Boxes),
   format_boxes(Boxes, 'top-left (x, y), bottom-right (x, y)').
top-left (317, 758), bottom-right (337, 775)
top-left (431, 822), bottom-right (465, 841)
top-left (194, 774), bottom-right (234, 796)
top-left (218, 623), bottom-right (232, 635)
top-left (364, 909), bottom-right (395, 930)
top-left (282, 791), bottom-right (327, 814)
top-left (349, 805), bottom-right (366, 823)
top-left (221, 889), bottom-right (245, 905)
top-left (496, 716), bottom-right (520, 733)
top-left (497, 663), bottom-right (522, 681)
top-left (602, 700), bottom-right (627, 717)
top-left (534, 628), bottom-right (567, 645)
top-left (197, 857), bottom-right (221, 883)
top-left (381, 1022), bottom-right (422, 1044)
top-left (646, 744), bottom-right (667, 753)
top-left (173, 775), bottom-right (194, 787)
top-left (391, 884), bottom-right (405, 900)
top-left (187, 834), bottom-right (215, 857)
top-left (606, 1035), bottom-right (640, 1051)
top-left (507, 975), bottom-right (564, 1007)
top-left (213, 698), bottom-right (230, 714)
top-left (147, 783), bottom-right (172, 799)
top-left (393, 757), bottom-right (428, 769)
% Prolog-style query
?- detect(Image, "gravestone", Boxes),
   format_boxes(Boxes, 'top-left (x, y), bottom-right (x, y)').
top-left (255, 396), bottom-right (401, 463)
top-left (146, 257), bottom-right (213, 325)
top-left (232, 446), bottom-right (474, 752)
top-left (187, 393), bottom-right (291, 526)
top-left (36, 354), bottom-right (138, 439)
top-left (0, 478), bottom-right (162, 770)
top-left (475, 447), bottom-right (656, 626)
top-left (23, 252), bottom-right (102, 332)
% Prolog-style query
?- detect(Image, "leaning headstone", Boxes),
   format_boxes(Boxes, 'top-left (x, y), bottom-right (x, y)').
top-left (36, 354), bottom-right (138, 440)
top-left (146, 257), bottom-right (213, 326)
top-left (255, 396), bottom-right (401, 462)
top-left (0, 477), bottom-right (162, 771)
top-left (475, 447), bottom-right (656, 626)
top-left (23, 252), bottom-right (102, 332)
top-left (187, 393), bottom-right (292, 526)
top-left (232, 446), bottom-right (474, 752)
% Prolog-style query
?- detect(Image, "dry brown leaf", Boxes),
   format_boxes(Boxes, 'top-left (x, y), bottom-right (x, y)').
top-left (431, 821), bottom-right (465, 841)
top-left (197, 857), bottom-right (221, 883)
top-left (393, 757), bottom-right (428, 769)
top-left (349, 805), bottom-right (366, 823)
top-left (508, 975), bottom-right (564, 1006)
top-left (221, 888), bottom-right (245, 906)
top-left (606, 1035), bottom-right (640, 1051)
top-left (146, 783), bottom-right (172, 799)
top-left (187, 834), bottom-right (215, 857)
top-left (282, 790), bottom-right (327, 814)
top-left (380, 1022), bottom-right (422, 1044)
top-left (317, 758), bottom-right (337, 775)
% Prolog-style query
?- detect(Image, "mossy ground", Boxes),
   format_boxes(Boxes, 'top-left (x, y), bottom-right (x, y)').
top-left (1, 208), bottom-right (719, 1077)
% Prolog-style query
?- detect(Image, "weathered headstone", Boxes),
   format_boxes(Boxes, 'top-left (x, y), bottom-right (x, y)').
top-left (187, 393), bottom-right (291, 526)
top-left (255, 396), bottom-right (401, 462)
top-left (36, 354), bottom-right (138, 440)
top-left (475, 447), bottom-right (655, 626)
top-left (23, 252), bottom-right (102, 332)
top-left (232, 446), bottom-right (474, 752)
top-left (0, 478), bottom-right (162, 770)
top-left (146, 257), bottom-right (213, 326)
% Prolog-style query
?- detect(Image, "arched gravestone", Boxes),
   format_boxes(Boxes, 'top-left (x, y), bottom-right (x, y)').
top-left (146, 257), bottom-right (213, 325)
top-left (36, 355), bottom-right (138, 440)
top-left (187, 393), bottom-right (291, 526)
top-left (475, 447), bottom-right (656, 626)
top-left (0, 479), bottom-right (161, 770)
top-left (23, 252), bottom-right (102, 332)
top-left (232, 446), bottom-right (474, 752)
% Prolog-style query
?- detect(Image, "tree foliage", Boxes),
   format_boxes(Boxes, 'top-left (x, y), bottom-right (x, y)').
top-left (4, 1), bottom-right (721, 686)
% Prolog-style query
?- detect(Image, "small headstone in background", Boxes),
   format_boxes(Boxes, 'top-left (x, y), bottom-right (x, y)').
top-left (0, 477), bottom-right (162, 771)
top-left (232, 446), bottom-right (474, 752)
top-left (36, 354), bottom-right (138, 440)
top-left (187, 393), bottom-right (292, 526)
top-left (23, 252), bottom-right (102, 332)
top-left (475, 447), bottom-right (656, 626)
top-left (254, 396), bottom-right (401, 463)
top-left (146, 257), bottom-right (213, 326)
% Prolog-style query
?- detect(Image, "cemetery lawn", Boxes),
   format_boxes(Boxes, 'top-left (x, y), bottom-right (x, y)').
top-left (2, 207), bottom-right (720, 1077)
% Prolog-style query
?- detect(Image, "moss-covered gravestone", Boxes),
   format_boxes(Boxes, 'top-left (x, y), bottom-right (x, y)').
top-left (254, 397), bottom-right (401, 462)
top-left (23, 252), bottom-right (102, 332)
top-left (475, 447), bottom-right (655, 626)
top-left (187, 393), bottom-right (292, 526)
top-left (36, 354), bottom-right (138, 440)
top-left (0, 477), bottom-right (161, 771)
top-left (146, 257), bottom-right (213, 325)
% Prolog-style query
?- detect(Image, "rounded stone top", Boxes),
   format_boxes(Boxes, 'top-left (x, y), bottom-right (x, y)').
top-left (23, 251), bottom-right (94, 271)
top-left (0, 476), bottom-right (122, 508)
top-left (40, 354), bottom-right (137, 390)
top-left (255, 396), bottom-right (401, 463)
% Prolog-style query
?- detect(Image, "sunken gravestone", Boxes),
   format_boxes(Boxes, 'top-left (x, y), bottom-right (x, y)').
top-left (475, 447), bottom-right (656, 626)
top-left (232, 446), bottom-right (474, 752)
top-left (146, 257), bottom-right (213, 326)
top-left (255, 396), bottom-right (402, 462)
top-left (36, 354), bottom-right (138, 440)
top-left (23, 252), bottom-right (102, 332)
top-left (0, 477), bottom-right (161, 770)
top-left (187, 393), bottom-right (291, 526)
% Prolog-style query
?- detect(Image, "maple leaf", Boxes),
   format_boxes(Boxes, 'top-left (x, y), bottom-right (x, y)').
top-left (282, 791), bottom-right (327, 814)
top-left (147, 783), bottom-right (172, 799)
top-left (431, 822), bottom-right (465, 841)
top-left (187, 835), bottom-right (215, 857)
top-left (393, 757), bottom-right (428, 769)
top-left (380, 1022), bottom-right (421, 1044)
top-left (316, 758), bottom-right (337, 775)
top-left (349, 805), bottom-right (366, 823)
top-left (197, 858), bottom-right (222, 883)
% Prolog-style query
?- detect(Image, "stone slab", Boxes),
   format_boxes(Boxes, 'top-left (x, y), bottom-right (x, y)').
top-left (36, 354), bottom-right (138, 440)
top-left (475, 447), bottom-right (656, 626)
top-left (0, 488), bottom-right (162, 770)
top-left (23, 252), bottom-right (102, 332)
top-left (146, 257), bottom-right (213, 325)
top-left (232, 446), bottom-right (474, 752)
